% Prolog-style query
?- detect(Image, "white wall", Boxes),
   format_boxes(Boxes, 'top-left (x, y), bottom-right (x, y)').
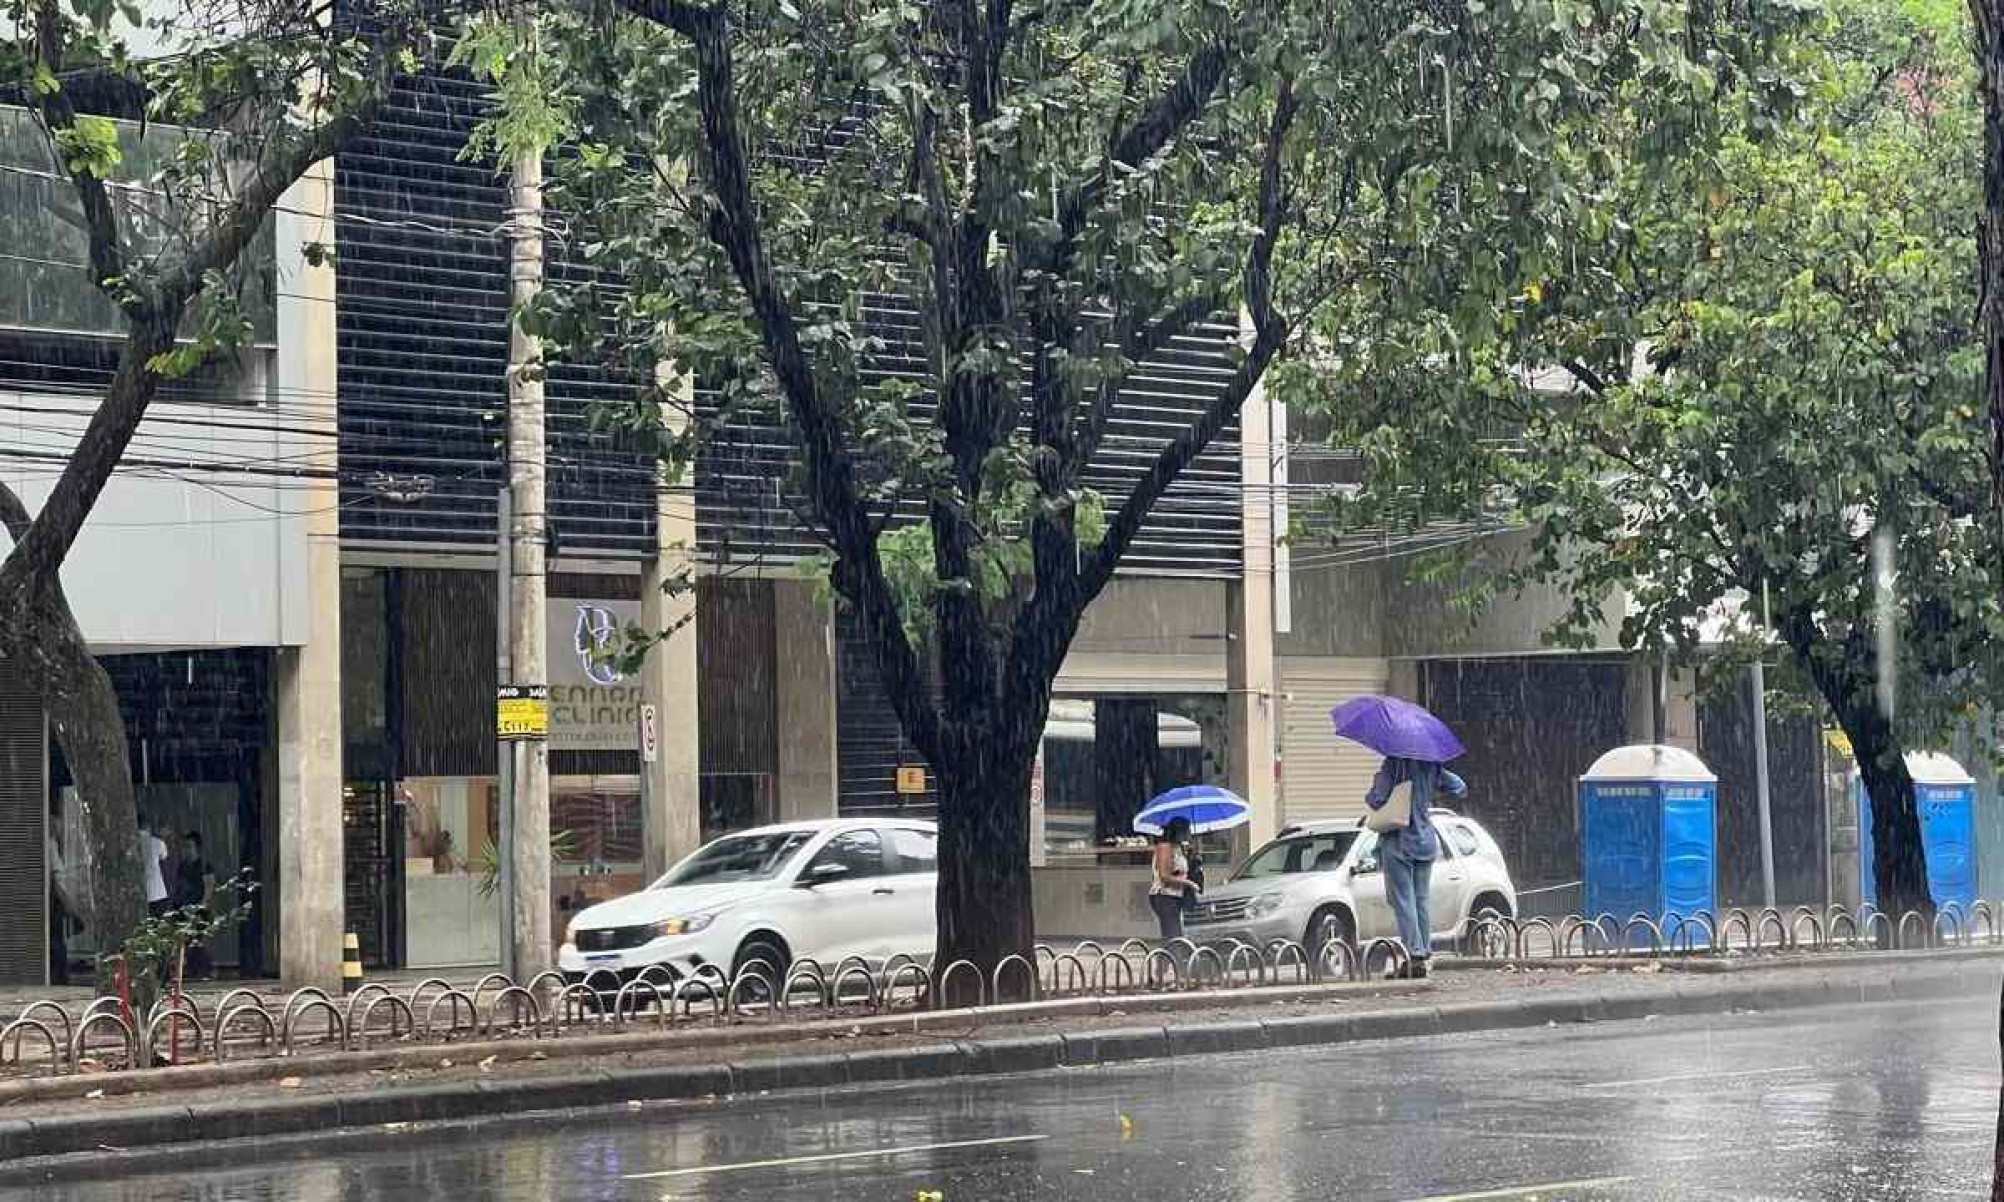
top-left (0, 361), bottom-right (310, 650)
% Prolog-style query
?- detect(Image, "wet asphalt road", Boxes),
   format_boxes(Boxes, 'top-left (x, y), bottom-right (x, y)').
top-left (11, 996), bottom-right (2000, 1202)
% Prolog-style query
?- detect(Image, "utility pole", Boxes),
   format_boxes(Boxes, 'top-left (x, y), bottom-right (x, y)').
top-left (495, 485), bottom-right (516, 978)
top-left (1753, 581), bottom-right (1776, 909)
top-left (503, 40), bottom-right (552, 982)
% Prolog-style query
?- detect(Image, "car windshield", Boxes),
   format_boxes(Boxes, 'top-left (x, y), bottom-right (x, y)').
top-left (656, 831), bottom-right (813, 887)
top-left (1233, 831), bottom-right (1360, 881)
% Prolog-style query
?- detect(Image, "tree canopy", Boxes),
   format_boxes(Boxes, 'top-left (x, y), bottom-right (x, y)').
top-left (470, 0), bottom-right (1812, 967)
top-left (1317, 0), bottom-right (1993, 916)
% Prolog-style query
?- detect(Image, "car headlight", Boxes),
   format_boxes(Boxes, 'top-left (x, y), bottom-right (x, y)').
top-left (1246, 892), bottom-right (1285, 919)
top-left (653, 913), bottom-right (715, 938)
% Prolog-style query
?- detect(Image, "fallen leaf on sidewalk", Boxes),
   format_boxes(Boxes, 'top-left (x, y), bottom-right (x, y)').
top-left (381, 1122), bottom-right (409, 1132)
top-left (1573, 965), bottom-right (1601, 976)
top-left (438, 1059), bottom-right (454, 1069)
top-left (84, 1089), bottom-right (103, 1100)
top-left (279, 1077), bottom-right (302, 1089)
top-left (529, 1051), bottom-right (547, 1061)
top-left (478, 1055), bottom-right (497, 1073)
top-left (627, 1100), bottom-right (644, 1111)
top-left (916, 1191), bottom-right (944, 1202)
top-left (1632, 963), bottom-right (1663, 974)
top-left (1118, 1114), bottom-right (1134, 1140)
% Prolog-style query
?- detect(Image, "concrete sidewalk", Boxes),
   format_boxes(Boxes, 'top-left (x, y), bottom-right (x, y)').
top-left (0, 951), bottom-right (1996, 1175)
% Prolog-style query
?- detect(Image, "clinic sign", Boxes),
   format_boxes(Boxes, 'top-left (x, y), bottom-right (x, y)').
top-left (549, 599), bottom-right (643, 751)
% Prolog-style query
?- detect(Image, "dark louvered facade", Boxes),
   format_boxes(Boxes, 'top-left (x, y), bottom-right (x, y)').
top-left (333, 69), bottom-right (1245, 575)
top-left (332, 72), bottom-right (656, 555)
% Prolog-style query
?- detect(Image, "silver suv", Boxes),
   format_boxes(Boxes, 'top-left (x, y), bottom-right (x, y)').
top-left (1186, 809), bottom-right (1517, 954)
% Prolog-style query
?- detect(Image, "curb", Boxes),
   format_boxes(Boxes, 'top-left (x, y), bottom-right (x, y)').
top-left (0, 957), bottom-right (1993, 1172)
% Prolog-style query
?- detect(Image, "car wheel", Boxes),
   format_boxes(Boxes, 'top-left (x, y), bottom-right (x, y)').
top-left (731, 936), bottom-right (790, 1006)
top-left (1306, 906), bottom-right (1355, 969)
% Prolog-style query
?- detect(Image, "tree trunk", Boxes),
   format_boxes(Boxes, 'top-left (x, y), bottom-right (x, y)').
top-left (1820, 675), bottom-right (1931, 923)
top-left (933, 742), bottom-right (1036, 1004)
top-left (1781, 614), bottom-right (1931, 923)
top-left (1970, 0), bottom-right (2004, 1191)
top-left (0, 568), bottom-right (147, 986)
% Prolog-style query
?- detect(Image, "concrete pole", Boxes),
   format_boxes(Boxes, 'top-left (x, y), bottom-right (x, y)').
top-left (639, 490), bottom-right (700, 879)
top-left (274, 156), bottom-right (345, 990)
top-left (1228, 320), bottom-right (1279, 850)
top-left (1754, 580), bottom-right (1776, 909)
top-left (773, 578), bottom-right (838, 823)
top-left (641, 337), bottom-right (700, 880)
top-left (505, 124), bottom-right (552, 982)
top-left (1753, 655), bottom-right (1776, 909)
top-left (495, 485), bottom-right (515, 978)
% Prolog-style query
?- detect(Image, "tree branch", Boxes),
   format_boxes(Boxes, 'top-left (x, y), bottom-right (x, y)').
top-left (1079, 74), bottom-right (1296, 604)
top-left (1079, 290), bottom-right (1226, 469)
top-left (1042, 40), bottom-right (1231, 278)
top-left (2, 44), bottom-right (400, 587)
top-left (31, 0), bottom-right (133, 312)
top-left (0, 477), bottom-right (31, 544)
top-left (618, 0), bottom-right (943, 761)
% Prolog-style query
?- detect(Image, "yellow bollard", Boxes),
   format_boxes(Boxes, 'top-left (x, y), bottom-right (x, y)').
top-left (342, 932), bottom-right (364, 994)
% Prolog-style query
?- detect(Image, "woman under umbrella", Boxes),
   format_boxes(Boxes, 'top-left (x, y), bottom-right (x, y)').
top-left (1331, 696), bottom-right (1469, 979)
top-left (1134, 786), bottom-right (1249, 942)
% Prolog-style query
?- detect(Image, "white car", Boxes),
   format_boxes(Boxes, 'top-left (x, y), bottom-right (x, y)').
top-left (559, 818), bottom-right (938, 986)
top-left (1186, 809), bottom-right (1517, 955)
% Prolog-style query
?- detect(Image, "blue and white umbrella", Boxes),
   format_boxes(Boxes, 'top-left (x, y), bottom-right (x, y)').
top-left (1133, 785), bottom-right (1251, 836)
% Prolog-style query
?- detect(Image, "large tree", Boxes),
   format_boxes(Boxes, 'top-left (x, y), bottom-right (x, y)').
top-left (483, 0), bottom-right (1805, 973)
top-left (0, 0), bottom-right (428, 973)
top-left (1316, 0), bottom-right (1991, 921)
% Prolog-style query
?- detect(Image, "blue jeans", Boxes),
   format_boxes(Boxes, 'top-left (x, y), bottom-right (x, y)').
top-left (1383, 851), bottom-right (1433, 958)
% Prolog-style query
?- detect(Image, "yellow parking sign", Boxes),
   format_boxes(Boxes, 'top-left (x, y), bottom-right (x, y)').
top-left (497, 685), bottom-right (550, 740)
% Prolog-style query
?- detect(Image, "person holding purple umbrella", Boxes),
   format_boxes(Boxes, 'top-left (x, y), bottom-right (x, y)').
top-left (1330, 694), bottom-right (1470, 980)
top-left (1364, 757), bottom-right (1466, 979)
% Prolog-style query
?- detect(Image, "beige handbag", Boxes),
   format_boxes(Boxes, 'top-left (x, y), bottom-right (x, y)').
top-left (1364, 779), bottom-right (1414, 834)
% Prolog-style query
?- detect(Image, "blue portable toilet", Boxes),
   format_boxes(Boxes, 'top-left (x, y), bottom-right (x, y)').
top-left (1858, 752), bottom-right (1977, 914)
top-left (1580, 744), bottom-right (1718, 925)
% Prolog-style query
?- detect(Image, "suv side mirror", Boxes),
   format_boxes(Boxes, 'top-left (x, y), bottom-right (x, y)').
top-left (798, 860), bottom-right (850, 888)
top-left (1353, 855), bottom-right (1380, 876)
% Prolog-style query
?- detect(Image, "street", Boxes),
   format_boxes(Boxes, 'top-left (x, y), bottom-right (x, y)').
top-left (10, 995), bottom-right (1997, 1201)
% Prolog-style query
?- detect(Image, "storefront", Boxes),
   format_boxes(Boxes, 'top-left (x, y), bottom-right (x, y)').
top-left (341, 566), bottom-right (784, 970)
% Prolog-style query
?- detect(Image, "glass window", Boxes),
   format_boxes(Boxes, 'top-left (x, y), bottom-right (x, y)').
top-left (807, 829), bottom-right (887, 880)
top-left (889, 827), bottom-right (937, 873)
top-left (1449, 824), bottom-right (1482, 858)
top-left (1233, 831), bottom-right (1359, 880)
top-left (659, 830), bottom-right (813, 887)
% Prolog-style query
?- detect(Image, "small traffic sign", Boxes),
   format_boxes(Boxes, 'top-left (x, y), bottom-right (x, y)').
top-left (496, 684), bottom-right (550, 740)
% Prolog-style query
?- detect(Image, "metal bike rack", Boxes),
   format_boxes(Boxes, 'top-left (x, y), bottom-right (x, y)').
top-left (0, 1018), bottom-right (62, 1075)
top-left (991, 955), bottom-right (1038, 1004)
top-left (214, 1004), bottom-right (278, 1062)
top-left (936, 960), bottom-right (987, 1008)
top-left (281, 997), bottom-right (347, 1055)
top-left (424, 990), bottom-right (479, 1041)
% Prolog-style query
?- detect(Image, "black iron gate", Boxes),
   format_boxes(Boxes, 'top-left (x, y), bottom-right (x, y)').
top-left (341, 780), bottom-right (405, 969)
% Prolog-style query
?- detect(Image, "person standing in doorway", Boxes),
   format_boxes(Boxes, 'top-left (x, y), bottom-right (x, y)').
top-left (1149, 816), bottom-right (1198, 941)
top-left (174, 832), bottom-right (215, 979)
top-left (140, 817), bottom-right (170, 919)
top-left (47, 810), bottom-right (74, 986)
top-left (1364, 758), bottom-right (1467, 979)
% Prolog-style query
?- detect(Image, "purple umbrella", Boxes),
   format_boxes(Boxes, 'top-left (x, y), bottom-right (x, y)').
top-left (1329, 694), bottom-right (1465, 763)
